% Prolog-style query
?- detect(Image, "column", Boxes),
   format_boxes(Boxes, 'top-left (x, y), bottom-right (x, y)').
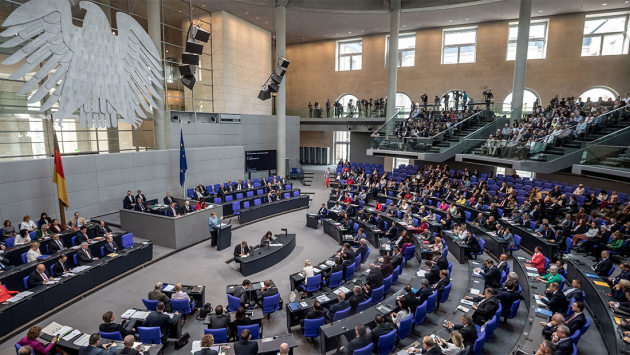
top-left (385, 0), bottom-right (401, 119)
top-left (276, 4), bottom-right (287, 176)
top-left (148, 0), bottom-right (166, 150)
top-left (510, 0), bottom-right (532, 122)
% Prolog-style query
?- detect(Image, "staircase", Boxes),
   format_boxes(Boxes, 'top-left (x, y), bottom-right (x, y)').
top-left (427, 114), bottom-right (495, 153)
top-left (299, 169), bottom-right (314, 186)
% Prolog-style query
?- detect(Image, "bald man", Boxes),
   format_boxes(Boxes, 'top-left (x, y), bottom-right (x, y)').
top-left (279, 343), bottom-right (289, 355)
top-left (27, 264), bottom-right (54, 288)
top-left (118, 335), bottom-right (148, 355)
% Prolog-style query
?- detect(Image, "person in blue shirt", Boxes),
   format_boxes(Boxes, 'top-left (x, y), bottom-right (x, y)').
top-left (208, 212), bottom-right (223, 247)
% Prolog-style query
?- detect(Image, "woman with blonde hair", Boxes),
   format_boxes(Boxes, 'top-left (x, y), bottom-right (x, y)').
top-left (26, 242), bottom-right (42, 262)
top-left (303, 259), bottom-right (314, 278)
top-left (170, 282), bottom-right (191, 301)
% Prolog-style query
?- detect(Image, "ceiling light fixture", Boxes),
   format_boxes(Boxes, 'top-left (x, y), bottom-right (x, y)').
top-left (602, 3), bottom-right (607, 5)
top-left (539, 10), bottom-right (543, 12)
top-left (402, 25), bottom-right (406, 27)
top-left (348, 31), bottom-right (352, 33)
top-left (245, 12), bottom-right (249, 14)
top-left (449, 20), bottom-right (453, 22)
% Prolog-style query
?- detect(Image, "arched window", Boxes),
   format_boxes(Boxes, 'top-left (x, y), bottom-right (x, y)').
top-left (579, 86), bottom-right (618, 103)
top-left (439, 89), bottom-right (468, 110)
top-left (336, 93), bottom-right (359, 109)
top-left (396, 92), bottom-right (412, 111)
top-left (502, 88), bottom-right (541, 113)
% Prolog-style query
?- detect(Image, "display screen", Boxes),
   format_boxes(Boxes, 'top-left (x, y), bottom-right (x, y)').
top-left (245, 150), bottom-right (276, 172)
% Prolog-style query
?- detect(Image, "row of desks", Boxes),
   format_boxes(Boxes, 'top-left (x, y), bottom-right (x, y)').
top-left (0, 241), bottom-right (153, 337)
top-left (238, 196), bottom-right (309, 224)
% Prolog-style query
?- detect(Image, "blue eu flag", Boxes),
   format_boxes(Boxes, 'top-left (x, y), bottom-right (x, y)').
top-left (180, 129), bottom-right (187, 186)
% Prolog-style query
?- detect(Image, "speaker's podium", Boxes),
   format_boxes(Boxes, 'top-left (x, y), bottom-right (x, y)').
top-left (213, 223), bottom-right (232, 251)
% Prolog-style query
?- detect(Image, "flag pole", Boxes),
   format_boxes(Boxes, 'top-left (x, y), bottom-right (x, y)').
top-left (51, 116), bottom-right (68, 226)
top-left (181, 123), bottom-right (185, 199)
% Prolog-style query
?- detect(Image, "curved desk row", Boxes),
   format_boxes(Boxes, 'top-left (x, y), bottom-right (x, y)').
top-left (237, 195), bottom-right (309, 224)
top-left (0, 241), bottom-right (152, 337)
top-left (235, 234), bottom-right (296, 277)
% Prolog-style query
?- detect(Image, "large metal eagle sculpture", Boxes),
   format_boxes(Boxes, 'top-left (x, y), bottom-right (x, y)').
top-left (1, 0), bottom-right (163, 128)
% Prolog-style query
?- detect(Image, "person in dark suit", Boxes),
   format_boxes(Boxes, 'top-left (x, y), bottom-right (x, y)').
top-left (562, 278), bottom-right (584, 302)
top-left (364, 263), bottom-right (384, 296)
top-left (415, 279), bottom-right (433, 305)
top-left (233, 329), bottom-right (258, 355)
top-left (463, 231), bottom-right (481, 259)
top-left (103, 236), bottom-right (119, 254)
top-left (340, 253), bottom-right (354, 279)
top-left (433, 270), bottom-right (450, 302)
top-left (348, 285), bottom-right (367, 315)
top-left (355, 239), bottom-right (368, 264)
top-left (537, 282), bottom-right (568, 315)
top-left (148, 282), bottom-right (172, 312)
top-left (166, 202), bottom-right (179, 217)
top-left (135, 190), bottom-right (147, 203)
top-left (318, 204), bottom-right (328, 220)
top-left (94, 221), bottom-right (112, 238)
top-left (302, 301), bottom-right (327, 329)
top-left (78, 333), bottom-right (117, 355)
top-left (417, 336), bottom-right (444, 355)
top-left (141, 301), bottom-right (180, 344)
top-left (563, 302), bottom-right (587, 336)
top-left (592, 250), bottom-right (613, 277)
top-left (49, 233), bottom-right (66, 253)
top-left (496, 280), bottom-right (520, 317)
top-left (27, 264), bottom-right (54, 288)
top-left (370, 314), bottom-right (394, 349)
top-left (399, 284), bottom-right (419, 313)
top-left (52, 254), bottom-right (72, 277)
top-left (233, 241), bottom-right (251, 271)
top-left (163, 192), bottom-right (175, 206)
top-left (435, 251), bottom-right (448, 270)
top-left (216, 184), bottom-right (225, 198)
top-left (325, 292), bottom-right (350, 322)
top-left (208, 305), bottom-right (231, 330)
top-left (390, 246), bottom-right (403, 269)
top-left (256, 280), bottom-right (278, 307)
top-left (123, 191), bottom-right (135, 210)
top-left (99, 311), bottom-right (135, 338)
top-left (77, 242), bottom-right (99, 265)
top-left (198, 183), bottom-right (209, 196)
top-left (385, 220), bottom-right (398, 240)
top-left (179, 201), bottom-right (194, 215)
top-left (118, 335), bottom-right (149, 355)
top-left (472, 213), bottom-right (486, 226)
top-left (538, 224), bottom-right (556, 241)
top-left (477, 259), bottom-right (501, 289)
top-left (133, 198), bottom-right (148, 212)
top-left (551, 325), bottom-right (573, 355)
top-left (323, 257), bottom-right (344, 283)
top-left (342, 243), bottom-right (356, 262)
top-left (75, 226), bottom-right (92, 244)
top-left (445, 314), bottom-right (477, 348)
top-left (471, 288), bottom-right (500, 325)
top-left (336, 324), bottom-right (371, 355)
top-left (497, 254), bottom-right (509, 273)
top-left (232, 280), bottom-right (253, 308)
top-left (425, 260), bottom-right (441, 285)
top-left (541, 313), bottom-right (565, 340)
top-left (225, 182), bottom-right (234, 193)
top-left (194, 334), bottom-right (218, 355)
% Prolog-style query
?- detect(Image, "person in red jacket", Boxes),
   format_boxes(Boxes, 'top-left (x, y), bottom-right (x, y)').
top-left (0, 281), bottom-right (17, 302)
top-left (375, 201), bottom-right (383, 211)
top-left (531, 246), bottom-right (546, 274)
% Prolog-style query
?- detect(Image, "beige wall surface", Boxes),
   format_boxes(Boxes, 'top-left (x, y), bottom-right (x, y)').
top-left (211, 11), bottom-right (273, 115)
top-left (286, 12), bottom-right (630, 110)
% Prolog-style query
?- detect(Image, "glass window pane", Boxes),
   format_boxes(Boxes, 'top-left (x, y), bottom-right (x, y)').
top-left (580, 87), bottom-right (617, 102)
top-left (444, 30), bottom-right (476, 45)
top-left (502, 90), bottom-right (539, 113)
top-left (506, 42), bottom-right (517, 60)
top-left (337, 94), bottom-right (359, 110)
top-left (508, 26), bottom-right (518, 41)
top-left (443, 46), bottom-right (459, 64)
top-left (602, 33), bottom-right (625, 55)
top-left (399, 35), bottom-right (416, 49)
top-left (459, 45), bottom-right (476, 63)
top-left (351, 54), bottom-right (362, 70)
top-left (401, 50), bottom-right (415, 67)
top-left (582, 36), bottom-right (601, 56)
top-left (584, 16), bottom-right (627, 34)
top-left (340, 41), bottom-right (362, 54)
top-left (339, 56), bottom-right (351, 71)
top-left (529, 23), bottom-right (546, 39)
top-left (527, 40), bottom-right (545, 59)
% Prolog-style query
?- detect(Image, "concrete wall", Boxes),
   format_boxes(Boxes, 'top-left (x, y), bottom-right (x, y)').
top-left (171, 114), bottom-right (300, 175)
top-left (285, 12), bottom-right (630, 110)
top-left (300, 131), bottom-right (334, 164)
top-left (0, 147), bottom-right (243, 226)
top-left (351, 132), bottom-right (385, 165)
top-left (211, 11), bottom-right (273, 115)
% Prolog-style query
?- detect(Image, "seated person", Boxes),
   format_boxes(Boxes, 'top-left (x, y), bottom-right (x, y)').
top-left (301, 301), bottom-right (327, 328)
top-left (170, 283), bottom-right (192, 304)
top-left (194, 334), bottom-right (218, 355)
top-left (99, 310), bottom-right (135, 337)
top-left (233, 279), bottom-right (253, 308)
top-left (540, 313), bottom-right (565, 340)
top-left (536, 282), bottom-right (568, 315)
top-left (336, 324), bottom-right (371, 355)
top-left (77, 242), bottom-right (99, 265)
top-left (326, 292), bottom-right (350, 322)
top-left (94, 221), bottom-right (112, 238)
top-left (17, 326), bottom-right (59, 355)
top-left (52, 254), bottom-right (72, 277)
top-left (444, 314), bottom-right (477, 348)
top-left (322, 257), bottom-right (344, 283)
top-left (103, 236), bottom-right (119, 254)
top-left (49, 233), bottom-right (67, 253)
top-left (141, 301), bottom-right (180, 344)
top-left (28, 264), bottom-right (53, 288)
top-left (536, 265), bottom-right (562, 286)
top-left (234, 329), bottom-right (258, 355)
top-left (75, 226), bottom-right (91, 244)
top-left (0, 280), bottom-right (18, 302)
top-left (256, 280), bottom-right (278, 307)
top-left (208, 305), bottom-right (231, 330)
top-left (26, 242), bottom-right (42, 263)
top-left (148, 282), bottom-right (172, 312)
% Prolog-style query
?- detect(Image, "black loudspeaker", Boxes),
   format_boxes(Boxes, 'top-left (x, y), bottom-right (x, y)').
top-left (193, 26), bottom-right (210, 43)
top-left (182, 53), bottom-right (199, 65)
top-left (276, 56), bottom-right (290, 69)
top-left (274, 64), bottom-right (286, 77)
top-left (267, 82), bottom-right (280, 93)
top-left (178, 64), bottom-right (196, 76)
top-left (185, 40), bottom-right (204, 55)
top-left (270, 73), bottom-right (283, 84)
top-left (180, 75), bottom-right (196, 90)
top-left (258, 88), bottom-right (271, 101)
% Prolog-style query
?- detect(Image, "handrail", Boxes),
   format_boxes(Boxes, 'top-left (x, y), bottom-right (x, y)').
top-left (585, 106), bottom-right (630, 145)
top-left (373, 108), bottom-right (402, 134)
top-left (460, 106), bottom-right (521, 140)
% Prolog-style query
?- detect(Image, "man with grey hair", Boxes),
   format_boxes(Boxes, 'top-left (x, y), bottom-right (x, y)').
top-left (535, 340), bottom-right (556, 355)
top-left (279, 343), bottom-right (289, 355)
top-left (77, 242), bottom-right (98, 265)
top-left (17, 345), bottom-right (31, 355)
top-left (148, 282), bottom-right (171, 312)
top-left (445, 314), bottom-right (476, 348)
top-left (349, 285), bottom-right (367, 315)
top-left (540, 313), bottom-right (565, 340)
top-left (502, 271), bottom-right (520, 291)
top-left (415, 278), bottom-right (433, 305)
top-left (552, 325), bottom-right (572, 355)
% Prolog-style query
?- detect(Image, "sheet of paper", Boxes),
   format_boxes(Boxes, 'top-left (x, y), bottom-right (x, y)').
top-left (54, 325), bottom-right (73, 336)
top-left (536, 299), bottom-right (546, 306)
top-left (41, 322), bottom-right (63, 336)
top-left (594, 281), bottom-right (610, 287)
top-left (122, 309), bottom-right (137, 319)
top-left (133, 311), bottom-right (151, 320)
top-left (299, 302), bottom-right (308, 308)
top-left (46, 280), bottom-right (60, 284)
top-left (73, 333), bottom-right (90, 346)
top-left (61, 273), bottom-right (76, 277)
top-left (457, 305), bottom-right (470, 312)
top-left (526, 267), bottom-right (538, 272)
top-left (470, 288), bottom-right (480, 294)
top-left (63, 329), bottom-right (81, 341)
top-left (313, 268), bottom-right (321, 273)
top-left (163, 284), bottom-right (175, 292)
top-left (460, 299), bottom-right (474, 305)
top-left (417, 270), bottom-right (426, 277)
top-left (191, 341), bottom-right (202, 353)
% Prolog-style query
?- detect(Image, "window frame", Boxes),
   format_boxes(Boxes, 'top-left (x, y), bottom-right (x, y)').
top-left (334, 131), bottom-right (351, 162)
top-left (582, 13), bottom-right (630, 57)
top-left (385, 33), bottom-right (416, 68)
top-left (336, 38), bottom-right (363, 71)
top-left (441, 26), bottom-right (478, 65)
top-left (506, 19), bottom-right (549, 60)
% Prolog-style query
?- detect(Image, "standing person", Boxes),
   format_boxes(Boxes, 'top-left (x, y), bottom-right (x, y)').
top-left (443, 92), bottom-right (450, 110)
top-left (421, 93), bottom-right (428, 111)
top-left (308, 102), bottom-right (313, 118)
top-left (454, 91), bottom-right (460, 111)
top-left (485, 89), bottom-right (493, 109)
top-left (324, 168), bottom-right (331, 187)
top-left (434, 95), bottom-right (440, 111)
top-left (326, 99), bottom-right (331, 118)
top-left (463, 91), bottom-right (468, 107)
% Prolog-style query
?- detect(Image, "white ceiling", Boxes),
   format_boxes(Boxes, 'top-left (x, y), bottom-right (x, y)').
top-left (196, 0), bottom-right (630, 43)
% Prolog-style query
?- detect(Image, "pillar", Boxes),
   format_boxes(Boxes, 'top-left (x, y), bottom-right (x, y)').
top-left (510, 0), bottom-right (532, 121)
top-left (276, 4), bottom-right (287, 176)
top-left (148, 0), bottom-right (166, 150)
top-left (385, 0), bottom-right (401, 119)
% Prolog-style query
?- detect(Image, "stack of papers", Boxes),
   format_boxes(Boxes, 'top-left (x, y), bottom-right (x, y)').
top-left (73, 333), bottom-right (90, 346)
top-left (163, 284), bottom-right (175, 292)
top-left (526, 267), bottom-right (538, 272)
top-left (73, 266), bottom-right (91, 272)
top-left (122, 309), bottom-right (137, 319)
top-left (325, 260), bottom-right (335, 266)
top-left (313, 268), bottom-right (321, 274)
top-left (457, 305), bottom-right (470, 312)
top-left (470, 288), bottom-right (480, 294)
top-left (527, 273), bottom-right (539, 277)
top-left (6, 291), bottom-right (34, 303)
top-left (460, 299), bottom-right (474, 306)
top-left (63, 329), bottom-right (81, 341)
top-left (133, 311), bottom-right (151, 320)
top-left (316, 295), bottom-right (330, 303)
top-left (269, 243), bottom-right (283, 247)
top-left (417, 270), bottom-right (426, 277)
top-left (41, 322), bottom-right (64, 336)
top-left (61, 273), bottom-right (76, 277)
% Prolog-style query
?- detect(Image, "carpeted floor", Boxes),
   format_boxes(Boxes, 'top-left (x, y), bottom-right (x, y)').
top-left (0, 165), bottom-right (607, 354)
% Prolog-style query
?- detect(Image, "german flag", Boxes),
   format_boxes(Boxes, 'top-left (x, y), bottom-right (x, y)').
top-left (52, 126), bottom-right (69, 209)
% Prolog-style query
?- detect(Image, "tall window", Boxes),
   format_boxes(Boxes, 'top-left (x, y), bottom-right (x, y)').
top-left (579, 87), bottom-right (618, 102)
top-left (337, 39), bottom-right (363, 71)
top-left (334, 131), bottom-right (351, 162)
top-left (442, 28), bottom-right (477, 64)
top-left (502, 89), bottom-right (541, 113)
top-left (582, 14), bottom-right (629, 56)
top-left (393, 158), bottom-right (410, 170)
top-left (385, 34), bottom-right (416, 67)
top-left (506, 20), bottom-right (549, 60)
